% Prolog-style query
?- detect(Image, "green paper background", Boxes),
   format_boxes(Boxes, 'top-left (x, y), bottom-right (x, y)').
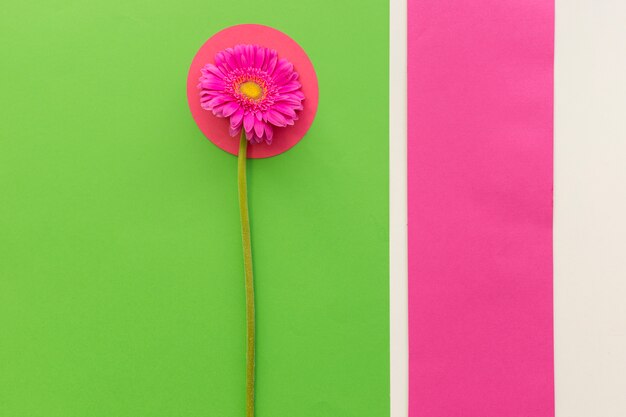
top-left (0, 1), bottom-right (389, 416)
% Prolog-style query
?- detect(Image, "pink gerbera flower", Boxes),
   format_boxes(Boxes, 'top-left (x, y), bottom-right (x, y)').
top-left (198, 44), bottom-right (305, 145)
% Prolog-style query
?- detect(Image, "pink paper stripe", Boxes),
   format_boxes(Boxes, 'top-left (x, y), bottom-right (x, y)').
top-left (407, 1), bottom-right (554, 416)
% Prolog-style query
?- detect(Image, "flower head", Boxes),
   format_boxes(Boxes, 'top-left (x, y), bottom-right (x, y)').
top-left (199, 44), bottom-right (305, 145)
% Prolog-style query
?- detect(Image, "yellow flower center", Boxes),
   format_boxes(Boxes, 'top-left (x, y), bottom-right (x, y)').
top-left (239, 81), bottom-right (263, 100)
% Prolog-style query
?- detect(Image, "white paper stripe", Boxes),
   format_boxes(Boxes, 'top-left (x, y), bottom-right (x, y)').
top-left (554, 1), bottom-right (626, 416)
top-left (390, 0), bottom-right (408, 415)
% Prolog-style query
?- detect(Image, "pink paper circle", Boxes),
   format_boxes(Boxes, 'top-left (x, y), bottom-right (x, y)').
top-left (187, 24), bottom-right (319, 158)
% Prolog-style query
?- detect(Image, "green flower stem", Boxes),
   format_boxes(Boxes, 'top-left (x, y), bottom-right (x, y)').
top-left (237, 130), bottom-right (255, 417)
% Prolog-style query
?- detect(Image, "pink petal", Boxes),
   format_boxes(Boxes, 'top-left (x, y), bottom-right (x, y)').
top-left (225, 49), bottom-right (238, 70)
top-left (211, 103), bottom-right (227, 117)
top-left (200, 79), bottom-right (225, 90)
top-left (272, 59), bottom-right (293, 82)
top-left (207, 95), bottom-right (231, 108)
top-left (255, 46), bottom-right (265, 68)
top-left (254, 118), bottom-right (265, 138)
top-left (230, 108), bottom-right (245, 128)
top-left (261, 49), bottom-right (275, 71)
top-left (200, 94), bottom-right (214, 105)
top-left (266, 109), bottom-right (288, 127)
top-left (229, 125), bottom-right (241, 137)
top-left (278, 81), bottom-right (302, 93)
top-left (275, 96), bottom-right (303, 107)
top-left (222, 102), bottom-right (240, 118)
top-left (245, 44), bottom-right (255, 66)
top-left (266, 54), bottom-right (278, 74)
top-left (243, 112), bottom-right (256, 132)
top-left (200, 88), bottom-right (218, 96)
top-left (274, 103), bottom-right (297, 119)
top-left (215, 51), bottom-right (228, 69)
top-left (271, 58), bottom-right (289, 75)
top-left (203, 64), bottom-right (225, 79)
top-left (264, 124), bottom-right (274, 143)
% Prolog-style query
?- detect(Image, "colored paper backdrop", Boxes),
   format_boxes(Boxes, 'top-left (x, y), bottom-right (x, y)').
top-left (0, 1), bottom-right (389, 416)
top-left (408, 1), bottom-right (554, 416)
